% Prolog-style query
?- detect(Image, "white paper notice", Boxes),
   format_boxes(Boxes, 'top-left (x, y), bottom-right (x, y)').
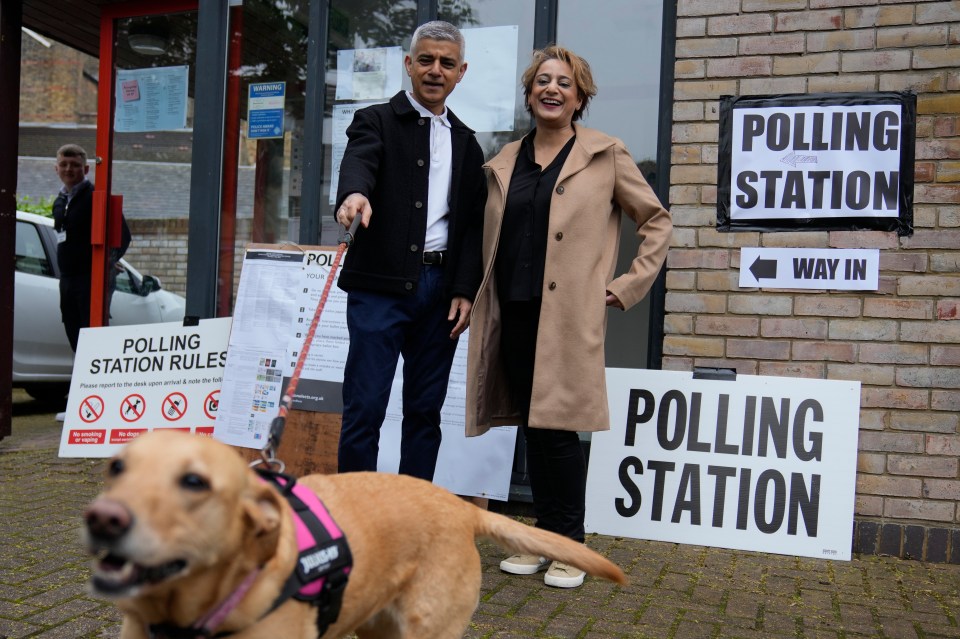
top-left (336, 46), bottom-right (403, 101)
top-left (446, 26), bottom-right (519, 133)
top-left (115, 65), bottom-right (189, 133)
top-left (330, 101), bottom-right (385, 204)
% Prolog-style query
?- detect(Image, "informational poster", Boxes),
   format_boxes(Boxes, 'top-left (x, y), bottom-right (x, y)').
top-left (585, 369), bottom-right (860, 561)
top-left (717, 92), bottom-right (915, 235)
top-left (215, 246), bottom-right (517, 500)
top-left (335, 46), bottom-right (403, 101)
top-left (247, 81), bottom-right (286, 139)
top-left (446, 25), bottom-right (519, 133)
top-left (740, 247), bottom-right (879, 290)
top-left (329, 101), bottom-right (384, 204)
top-left (114, 65), bottom-right (189, 133)
top-left (58, 318), bottom-right (231, 457)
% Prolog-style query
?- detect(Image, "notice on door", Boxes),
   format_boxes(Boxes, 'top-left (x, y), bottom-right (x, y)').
top-left (585, 369), bottom-right (860, 561)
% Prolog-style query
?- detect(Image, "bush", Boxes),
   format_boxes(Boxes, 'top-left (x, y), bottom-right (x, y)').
top-left (16, 195), bottom-right (55, 217)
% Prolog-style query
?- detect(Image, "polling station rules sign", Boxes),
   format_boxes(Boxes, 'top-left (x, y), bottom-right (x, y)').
top-left (585, 370), bottom-right (860, 561)
top-left (717, 92), bottom-right (915, 235)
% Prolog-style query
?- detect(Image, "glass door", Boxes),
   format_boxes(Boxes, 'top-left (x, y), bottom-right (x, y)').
top-left (92, 1), bottom-right (198, 327)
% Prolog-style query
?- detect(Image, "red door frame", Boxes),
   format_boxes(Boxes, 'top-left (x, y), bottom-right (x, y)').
top-left (91, 0), bottom-right (198, 327)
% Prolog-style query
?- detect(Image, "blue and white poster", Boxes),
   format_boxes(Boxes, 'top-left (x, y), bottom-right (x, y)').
top-left (248, 81), bottom-right (286, 139)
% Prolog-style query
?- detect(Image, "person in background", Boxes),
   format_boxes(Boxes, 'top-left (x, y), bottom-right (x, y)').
top-left (333, 21), bottom-right (485, 481)
top-left (466, 45), bottom-right (672, 588)
top-left (53, 143), bottom-right (131, 352)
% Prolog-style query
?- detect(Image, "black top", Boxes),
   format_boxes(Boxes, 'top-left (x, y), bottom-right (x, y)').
top-left (496, 130), bottom-right (575, 302)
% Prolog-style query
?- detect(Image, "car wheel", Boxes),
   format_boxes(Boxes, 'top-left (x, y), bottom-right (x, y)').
top-left (22, 383), bottom-right (70, 404)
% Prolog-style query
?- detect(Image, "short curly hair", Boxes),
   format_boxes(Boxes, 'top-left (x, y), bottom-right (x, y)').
top-left (520, 45), bottom-right (597, 122)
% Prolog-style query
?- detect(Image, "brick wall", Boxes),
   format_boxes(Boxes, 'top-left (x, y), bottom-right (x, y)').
top-left (668, 0), bottom-right (960, 560)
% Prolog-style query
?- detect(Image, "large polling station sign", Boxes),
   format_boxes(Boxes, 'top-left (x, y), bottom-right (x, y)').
top-left (585, 369), bottom-right (860, 561)
top-left (718, 92), bottom-right (915, 235)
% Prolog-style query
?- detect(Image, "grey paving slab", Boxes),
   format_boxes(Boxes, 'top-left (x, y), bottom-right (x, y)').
top-left (4, 389), bottom-right (960, 638)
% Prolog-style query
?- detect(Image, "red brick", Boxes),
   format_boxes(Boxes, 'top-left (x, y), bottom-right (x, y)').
top-left (923, 479), bottom-right (960, 500)
top-left (859, 343), bottom-right (928, 365)
top-left (931, 346), bottom-right (960, 365)
top-left (889, 454), bottom-right (958, 478)
top-left (775, 10), bottom-right (842, 32)
top-left (926, 434), bottom-right (960, 456)
top-left (938, 300), bottom-right (960, 320)
top-left (857, 474), bottom-right (922, 497)
top-left (861, 388), bottom-right (929, 410)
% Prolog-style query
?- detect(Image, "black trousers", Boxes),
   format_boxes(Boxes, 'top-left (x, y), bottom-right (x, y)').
top-left (500, 299), bottom-right (586, 543)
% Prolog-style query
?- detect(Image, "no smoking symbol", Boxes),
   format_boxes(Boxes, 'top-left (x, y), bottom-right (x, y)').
top-left (204, 391), bottom-right (220, 420)
top-left (162, 392), bottom-right (188, 422)
top-left (120, 394), bottom-right (146, 423)
top-left (79, 395), bottom-right (105, 423)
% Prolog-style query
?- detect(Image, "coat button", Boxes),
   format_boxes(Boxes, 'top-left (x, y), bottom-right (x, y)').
top-left (405, 282), bottom-right (414, 290)
top-left (555, 232), bottom-right (563, 240)
top-left (417, 159), bottom-right (425, 166)
top-left (415, 201), bottom-right (423, 208)
top-left (556, 185), bottom-right (565, 194)
top-left (418, 118), bottom-right (425, 125)
top-left (410, 244), bottom-right (418, 252)
top-left (548, 282), bottom-right (557, 290)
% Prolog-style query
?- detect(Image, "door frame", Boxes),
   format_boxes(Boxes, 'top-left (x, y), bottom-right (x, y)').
top-left (92, 0), bottom-right (198, 327)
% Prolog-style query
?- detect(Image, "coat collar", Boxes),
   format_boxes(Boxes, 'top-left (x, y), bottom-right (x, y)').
top-left (485, 123), bottom-right (617, 178)
top-left (388, 90), bottom-right (474, 134)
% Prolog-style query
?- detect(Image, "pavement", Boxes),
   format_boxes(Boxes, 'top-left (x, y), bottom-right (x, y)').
top-left (3, 389), bottom-right (960, 639)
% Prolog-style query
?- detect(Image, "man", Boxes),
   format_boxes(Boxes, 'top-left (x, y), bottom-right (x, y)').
top-left (53, 143), bottom-right (130, 352)
top-left (333, 21), bottom-right (485, 481)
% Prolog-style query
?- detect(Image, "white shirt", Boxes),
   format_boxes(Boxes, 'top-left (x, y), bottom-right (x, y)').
top-left (406, 91), bottom-right (451, 252)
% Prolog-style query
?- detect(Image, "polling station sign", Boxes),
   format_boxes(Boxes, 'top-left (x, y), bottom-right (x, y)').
top-left (718, 92), bottom-right (915, 235)
top-left (59, 318), bottom-right (231, 457)
top-left (585, 369), bottom-right (860, 561)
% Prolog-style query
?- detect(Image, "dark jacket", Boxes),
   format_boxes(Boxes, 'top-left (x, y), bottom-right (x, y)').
top-left (53, 180), bottom-right (131, 278)
top-left (335, 91), bottom-right (485, 300)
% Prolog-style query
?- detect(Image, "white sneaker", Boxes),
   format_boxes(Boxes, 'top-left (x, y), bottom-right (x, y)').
top-left (500, 554), bottom-right (549, 575)
top-left (55, 412), bottom-right (66, 422)
top-left (544, 561), bottom-right (585, 588)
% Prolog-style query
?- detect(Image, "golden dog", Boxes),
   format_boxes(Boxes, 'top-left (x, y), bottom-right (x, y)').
top-left (84, 430), bottom-right (626, 639)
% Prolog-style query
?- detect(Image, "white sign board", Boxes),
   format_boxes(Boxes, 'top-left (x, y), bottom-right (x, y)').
top-left (215, 247), bottom-right (516, 501)
top-left (59, 318), bottom-right (231, 457)
top-left (740, 247), bottom-right (879, 290)
top-left (586, 369), bottom-right (860, 561)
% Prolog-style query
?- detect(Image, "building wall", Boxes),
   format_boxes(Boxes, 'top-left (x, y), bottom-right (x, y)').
top-left (668, 0), bottom-right (960, 560)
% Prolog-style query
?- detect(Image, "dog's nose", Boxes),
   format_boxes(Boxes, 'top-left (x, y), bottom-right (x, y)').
top-left (85, 499), bottom-right (133, 541)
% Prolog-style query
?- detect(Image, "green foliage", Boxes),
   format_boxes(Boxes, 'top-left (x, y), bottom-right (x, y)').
top-left (16, 195), bottom-right (55, 217)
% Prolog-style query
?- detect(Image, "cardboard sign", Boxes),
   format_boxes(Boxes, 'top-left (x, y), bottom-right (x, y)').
top-left (585, 369), bottom-right (860, 561)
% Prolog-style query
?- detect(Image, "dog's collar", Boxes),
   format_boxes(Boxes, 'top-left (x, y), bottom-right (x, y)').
top-left (147, 568), bottom-right (261, 639)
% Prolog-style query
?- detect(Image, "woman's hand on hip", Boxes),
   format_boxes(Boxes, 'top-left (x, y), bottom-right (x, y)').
top-left (605, 292), bottom-right (624, 310)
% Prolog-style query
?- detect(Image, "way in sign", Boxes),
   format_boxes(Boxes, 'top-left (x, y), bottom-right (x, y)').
top-left (793, 257), bottom-right (867, 280)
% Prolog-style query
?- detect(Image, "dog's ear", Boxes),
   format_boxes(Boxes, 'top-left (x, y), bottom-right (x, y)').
top-left (241, 479), bottom-right (284, 565)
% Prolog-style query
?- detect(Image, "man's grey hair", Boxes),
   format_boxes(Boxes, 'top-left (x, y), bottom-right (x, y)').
top-left (410, 20), bottom-right (465, 61)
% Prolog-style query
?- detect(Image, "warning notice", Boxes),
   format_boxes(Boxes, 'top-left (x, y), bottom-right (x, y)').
top-left (718, 91), bottom-right (915, 235)
top-left (585, 369), bottom-right (860, 561)
top-left (59, 318), bottom-right (231, 457)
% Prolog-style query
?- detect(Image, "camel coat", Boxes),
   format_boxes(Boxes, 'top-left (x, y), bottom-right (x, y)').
top-left (465, 125), bottom-right (672, 436)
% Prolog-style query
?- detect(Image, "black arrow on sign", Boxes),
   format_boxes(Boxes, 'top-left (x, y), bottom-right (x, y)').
top-left (749, 256), bottom-right (778, 280)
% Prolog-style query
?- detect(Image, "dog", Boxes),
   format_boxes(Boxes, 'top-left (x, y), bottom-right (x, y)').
top-left (83, 430), bottom-right (627, 638)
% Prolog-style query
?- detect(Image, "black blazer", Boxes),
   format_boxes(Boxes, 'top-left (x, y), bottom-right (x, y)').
top-left (335, 91), bottom-right (485, 300)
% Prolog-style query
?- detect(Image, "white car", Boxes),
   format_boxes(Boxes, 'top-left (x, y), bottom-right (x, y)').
top-left (14, 210), bottom-right (187, 402)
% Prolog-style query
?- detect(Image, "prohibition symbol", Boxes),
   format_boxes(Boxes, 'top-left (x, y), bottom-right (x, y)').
top-left (120, 394), bottom-right (146, 423)
top-left (79, 395), bottom-right (105, 424)
top-left (162, 392), bottom-right (188, 422)
top-left (204, 390), bottom-right (220, 420)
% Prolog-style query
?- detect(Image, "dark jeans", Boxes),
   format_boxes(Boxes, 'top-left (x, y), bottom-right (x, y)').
top-left (500, 299), bottom-right (586, 543)
top-left (59, 275), bottom-right (91, 352)
top-left (338, 265), bottom-right (458, 481)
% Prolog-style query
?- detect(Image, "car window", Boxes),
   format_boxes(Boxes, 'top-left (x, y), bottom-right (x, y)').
top-left (15, 220), bottom-right (55, 277)
top-left (114, 265), bottom-right (136, 294)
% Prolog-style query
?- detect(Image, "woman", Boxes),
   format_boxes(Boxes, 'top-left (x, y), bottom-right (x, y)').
top-left (466, 46), bottom-right (672, 588)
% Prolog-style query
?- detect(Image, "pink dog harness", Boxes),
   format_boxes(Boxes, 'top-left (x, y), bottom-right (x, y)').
top-left (258, 470), bottom-right (353, 631)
